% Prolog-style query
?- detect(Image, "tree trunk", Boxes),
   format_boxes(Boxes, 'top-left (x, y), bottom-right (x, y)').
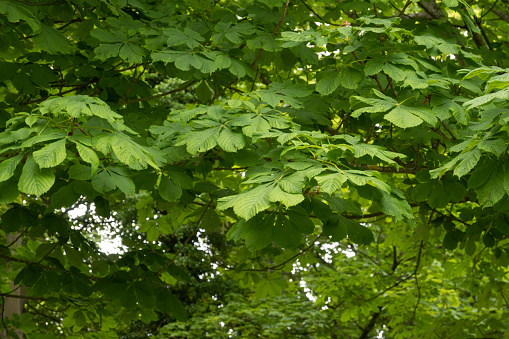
top-left (1, 234), bottom-right (25, 339)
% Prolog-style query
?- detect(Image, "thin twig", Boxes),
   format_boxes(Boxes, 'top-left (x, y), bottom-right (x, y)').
top-left (21, 78), bottom-right (100, 105)
top-left (37, 243), bottom-right (59, 264)
top-left (123, 80), bottom-right (197, 105)
top-left (398, 0), bottom-right (412, 17)
top-left (481, 0), bottom-right (499, 19)
top-left (119, 63), bottom-right (148, 105)
top-left (7, 230), bottom-right (28, 247)
top-left (14, 0), bottom-right (63, 5)
top-left (272, 0), bottom-right (291, 35)
top-left (243, 235), bottom-right (322, 271)
top-left (299, 0), bottom-right (342, 26)
top-left (0, 293), bottom-right (46, 301)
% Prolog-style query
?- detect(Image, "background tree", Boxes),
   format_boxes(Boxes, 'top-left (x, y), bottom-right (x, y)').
top-left (1, 0), bottom-right (509, 338)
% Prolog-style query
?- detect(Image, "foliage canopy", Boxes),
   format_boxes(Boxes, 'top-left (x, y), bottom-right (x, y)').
top-left (2, 0), bottom-right (509, 337)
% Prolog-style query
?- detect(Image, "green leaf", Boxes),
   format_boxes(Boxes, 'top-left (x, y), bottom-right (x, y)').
top-left (18, 155), bottom-right (55, 196)
top-left (272, 213), bottom-right (303, 248)
top-left (200, 208), bottom-right (222, 231)
top-left (33, 139), bottom-right (67, 168)
top-left (453, 148), bottom-right (481, 178)
top-left (346, 218), bottom-right (374, 245)
top-left (323, 214), bottom-right (347, 241)
top-left (50, 183), bottom-right (80, 210)
top-left (95, 43), bottom-right (123, 60)
top-left (477, 165), bottom-right (505, 207)
top-left (109, 133), bottom-right (158, 170)
top-left (159, 176), bottom-right (182, 202)
top-left (316, 71), bottom-right (341, 95)
top-left (75, 142), bottom-right (100, 174)
top-left (33, 24), bottom-right (72, 54)
top-left (218, 183), bottom-right (274, 220)
top-left (0, 152), bottom-right (23, 182)
top-left (109, 171), bottom-right (135, 195)
top-left (315, 173), bottom-right (347, 194)
top-left (155, 288), bottom-right (187, 321)
top-left (477, 139), bottom-right (506, 157)
top-left (229, 59), bottom-right (247, 78)
top-left (184, 127), bottom-right (221, 154)
top-left (119, 43), bottom-right (145, 64)
top-left (0, 180), bottom-right (19, 203)
top-left (384, 106), bottom-right (424, 128)
top-left (68, 164), bottom-right (92, 180)
top-left (217, 128), bottom-right (246, 152)
top-left (364, 59), bottom-right (385, 76)
top-left (91, 169), bottom-right (117, 194)
top-left (268, 185), bottom-right (304, 208)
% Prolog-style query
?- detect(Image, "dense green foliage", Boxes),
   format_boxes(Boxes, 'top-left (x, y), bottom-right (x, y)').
top-left (2, 0), bottom-right (509, 337)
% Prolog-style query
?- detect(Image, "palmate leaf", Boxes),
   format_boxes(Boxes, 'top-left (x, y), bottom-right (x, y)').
top-left (91, 170), bottom-right (117, 194)
top-left (109, 133), bottom-right (159, 170)
top-left (350, 96), bottom-right (396, 117)
top-left (431, 148), bottom-right (481, 179)
top-left (38, 96), bottom-right (123, 124)
top-left (352, 144), bottom-right (405, 164)
top-left (18, 155), bottom-right (55, 196)
top-left (33, 138), bottom-right (67, 168)
top-left (272, 213), bottom-right (303, 248)
top-left (218, 183), bottom-right (275, 220)
top-left (180, 127), bottom-right (221, 154)
top-left (377, 191), bottom-right (414, 221)
top-left (33, 24), bottom-right (72, 54)
top-left (384, 106), bottom-right (424, 128)
top-left (464, 88), bottom-right (509, 110)
top-left (315, 173), bottom-right (347, 194)
top-left (217, 128), bottom-right (246, 152)
top-left (109, 170), bottom-right (135, 195)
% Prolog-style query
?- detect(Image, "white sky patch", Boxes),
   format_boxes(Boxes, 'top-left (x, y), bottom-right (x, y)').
top-left (67, 203), bottom-right (125, 254)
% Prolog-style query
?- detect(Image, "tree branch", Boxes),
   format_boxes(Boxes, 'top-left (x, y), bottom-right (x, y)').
top-left (300, 0), bottom-right (342, 26)
top-left (493, 9), bottom-right (509, 23)
top-left (358, 307), bottom-right (383, 339)
top-left (123, 80), bottom-right (197, 105)
top-left (14, 0), bottom-right (63, 5)
top-left (0, 293), bottom-right (45, 301)
top-left (156, 201), bottom-right (212, 275)
top-left (243, 235), bottom-right (322, 271)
